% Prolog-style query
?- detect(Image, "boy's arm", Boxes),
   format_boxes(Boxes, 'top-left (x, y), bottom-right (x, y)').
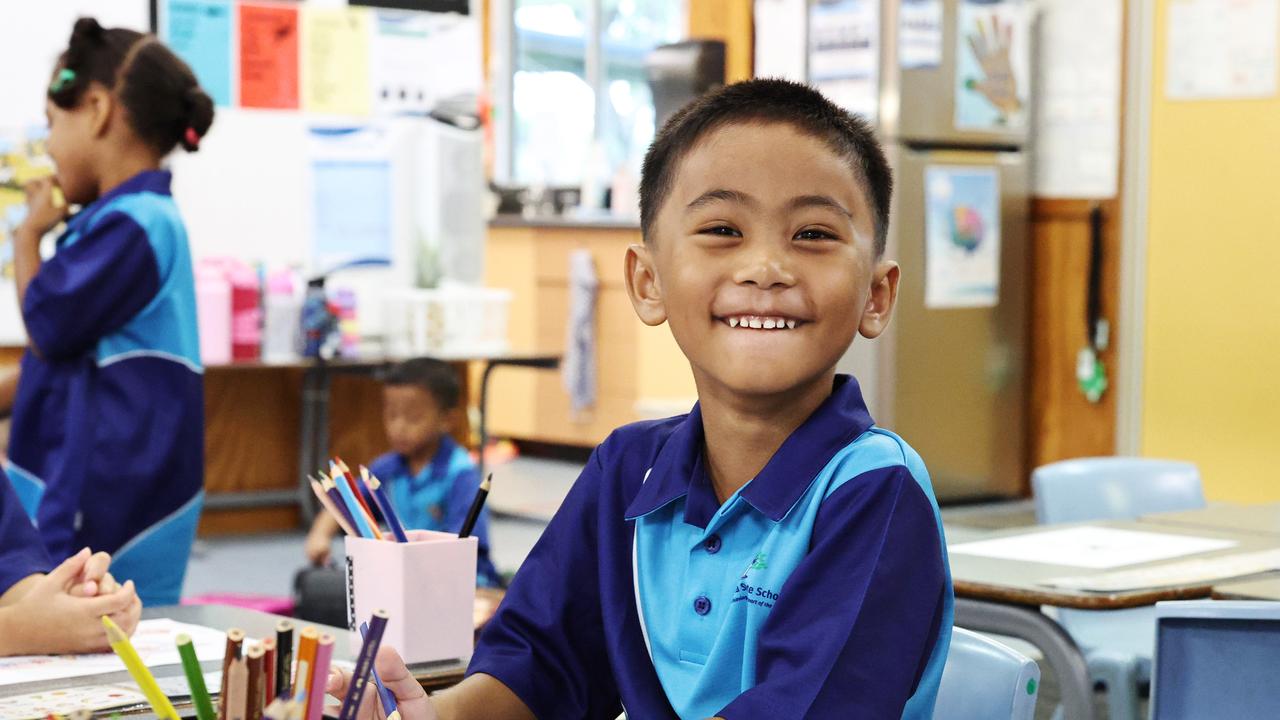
top-left (0, 550), bottom-right (141, 656)
top-left (717, 466), bottom-right (947, 719)
top-left (305, 510), bottom-right (341, 565)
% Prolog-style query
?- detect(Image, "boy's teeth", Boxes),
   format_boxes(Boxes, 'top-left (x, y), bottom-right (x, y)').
top-left (786, 319), bottom-right (796, 329)
top-left (729, 317), bottom-right (739, 328)
top-left (763, 318), bottom-right (776, 329)
top-left (724, 315), bottom-right (797, 329)
top-left (748, 318), bottom-right (763, 329)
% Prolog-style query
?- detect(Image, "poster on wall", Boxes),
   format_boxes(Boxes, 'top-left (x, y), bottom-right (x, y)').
top-left (372, 10), bottom-right (481, 114)
top-left (924, 165), bottom-right (1001, 309)
top-left (1166, 0), bottom-right (1277, 100)
top-left (239, 3), bottom-right (300, 110)
top-left (954, 0), bottom-right (1030, 130)
top-left (163, 0), bottom-right (233, 107)
top-left (900, 0), bottom-right (943, 69)
top-left (808, 0), bottom-right (879, 121)
top-left (303, 7), bottom-right (373, 116)
top-left (309, 126), bottom-right (392, 269)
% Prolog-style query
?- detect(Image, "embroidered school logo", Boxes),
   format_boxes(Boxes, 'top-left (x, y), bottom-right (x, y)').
top-left (741, 552), bottom-right (768, 579)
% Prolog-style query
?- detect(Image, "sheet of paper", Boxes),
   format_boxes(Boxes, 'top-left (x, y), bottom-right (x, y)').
top-left (900, 0), bottom-right (944, 69)
top-left (163, 0), bottom-right (234, 107)
top-left (954, 0), bottom-right (1031, 130)
top-left (0, 619), bottom-right (226, 687)
top-left (808, 0), bottom-right (880, 121)
top-left (1033, 0), bottom-right (1121, 198)
top-left (1166, 0), bottom-right (1278, 100)
top-left (0, 670), bottom-right (220, 720)
top-left (924, 165), bottom-right (1001, 309)
top-left (753, 0), bottom-right (808, 81)
top-left (309, 124), bottom-right (394, 269)
top-left (303, 6), bottom-right (373, 116)
top-left (372, 10), bottom-right (482, 115)
top-left (950, 525), bottom-right (1240, 569)
top-left (239, 2), bottom-right (300, 110)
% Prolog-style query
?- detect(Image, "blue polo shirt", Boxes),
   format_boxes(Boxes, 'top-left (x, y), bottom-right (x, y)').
top-left (367, 435), bottom-right (500, 587)
top-left (469, 375), bottom-right (952, 718)
top-left (0, 468), bottom-right (52, 596)
top-left (7, 169), bottom-right (205, 606)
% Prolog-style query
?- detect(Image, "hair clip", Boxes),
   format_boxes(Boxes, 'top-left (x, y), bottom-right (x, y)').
top-left (49, 68), bottom-right (77, 94)
top-left (184, 127), bottom-right (200, 149)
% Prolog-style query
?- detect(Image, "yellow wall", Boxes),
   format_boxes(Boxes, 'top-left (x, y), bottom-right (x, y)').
top-left (1141, 0), bottom-right (1280, 501)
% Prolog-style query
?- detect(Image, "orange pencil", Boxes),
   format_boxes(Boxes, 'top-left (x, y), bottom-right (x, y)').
top-left (292, 627), bottom-right (319, 704)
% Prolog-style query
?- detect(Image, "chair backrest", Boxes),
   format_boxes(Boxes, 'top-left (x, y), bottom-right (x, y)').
top-left (1151, 600), bottom-right (1280, 719)
top-left (1031, 457), bottom-right (1204, 525)
top-left (935, 628), bottom-right (1040, 720)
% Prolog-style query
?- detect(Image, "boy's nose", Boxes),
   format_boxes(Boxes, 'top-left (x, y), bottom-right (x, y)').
top-left (733, 251), bottom-right (796, 289)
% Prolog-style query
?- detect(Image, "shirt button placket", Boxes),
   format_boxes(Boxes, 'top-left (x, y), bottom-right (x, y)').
top-left (703, 534), bottom-right (722, 554)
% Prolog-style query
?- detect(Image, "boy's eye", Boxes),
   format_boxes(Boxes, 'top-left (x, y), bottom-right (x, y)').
top-left (795, 228), bottom-right (838, 241)
top-left (699, 225), bottom-right (741, 237)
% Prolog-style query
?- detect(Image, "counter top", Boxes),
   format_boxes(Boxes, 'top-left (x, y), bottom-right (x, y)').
top-left (489, 213), bottom-right (640, 231)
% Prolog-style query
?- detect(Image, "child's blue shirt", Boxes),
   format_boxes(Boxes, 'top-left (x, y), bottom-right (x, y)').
top-left (468, 375), bottom-right (952, 719)
top-left (7, 170), bottom-right (204, 606)
top-left (0, 468), bottom-right (52, 596)
top-left (367, 435), bottom-right (500, 587)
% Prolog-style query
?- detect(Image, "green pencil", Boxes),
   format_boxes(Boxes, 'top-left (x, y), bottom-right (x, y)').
top-left (176, 633), bottom-right (216, 720)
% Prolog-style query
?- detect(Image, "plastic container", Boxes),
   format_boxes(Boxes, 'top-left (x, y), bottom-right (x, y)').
top-left (262, 268), bottom-right (302, 362)
top-left (344, 531), bottom-right (477, 664)
top-left (382, 285), bottom-right (512, 357)
top-left (194, 262), bottom-right (231, 365)
top-left (226, 262), bottom-right (262, 361)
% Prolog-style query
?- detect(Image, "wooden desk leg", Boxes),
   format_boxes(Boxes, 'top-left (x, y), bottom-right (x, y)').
top-left (955, 597), bottom-right (1096, 720)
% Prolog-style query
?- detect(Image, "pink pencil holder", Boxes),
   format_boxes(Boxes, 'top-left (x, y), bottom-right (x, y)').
top-left (345, 531), bottom-right (478, 664)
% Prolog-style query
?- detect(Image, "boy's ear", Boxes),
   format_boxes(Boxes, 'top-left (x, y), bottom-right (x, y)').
top-left (859, 260), bottom-right (900, 339)
top-left (624, 243), bottom-right (668, 327)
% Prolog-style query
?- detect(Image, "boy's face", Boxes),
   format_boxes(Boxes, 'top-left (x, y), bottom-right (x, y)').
top-left (626, 121), bottom-right (899, 400)
top-left (383, 385), bottom-right (451, 459)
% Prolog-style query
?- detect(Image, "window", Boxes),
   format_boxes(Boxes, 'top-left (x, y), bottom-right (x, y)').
top-left (495, 0), bottom-right (683, 188)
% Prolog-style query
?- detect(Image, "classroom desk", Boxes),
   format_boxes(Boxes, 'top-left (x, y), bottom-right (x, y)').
top-left (1212, 576), bottom-right (1280, 600)
top-left (3, 599), bottom-right (504, 719)
top-left (1140, 502), bottom-right (1280, 537)
top-left (204, 353), bottom-right (559, 522)
top-left (950, 519), bottom-right (1280, 720)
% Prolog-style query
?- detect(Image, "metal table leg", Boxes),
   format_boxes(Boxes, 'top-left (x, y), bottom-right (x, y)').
top-left (297, 364), bottom-right (332, 522)
top-left (475, 356), bottom-right (560, 483)
top-left (955, 597), bottom-right (1096, 720)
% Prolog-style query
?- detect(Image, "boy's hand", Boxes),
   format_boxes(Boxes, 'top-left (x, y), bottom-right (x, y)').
top-left (325, 645), bottom-right (436, 720)
top-left (305, 528), bottom-right (333, 566)
top-left (66, 548), bottom-right (115, 597)
top-left (5, 550), bottom-right (141, 654)
top-left (18, 176), bottom-right (67, 240)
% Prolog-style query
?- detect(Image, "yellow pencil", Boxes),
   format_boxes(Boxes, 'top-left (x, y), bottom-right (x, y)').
top-left (102, 615), bottom-right (180, 720)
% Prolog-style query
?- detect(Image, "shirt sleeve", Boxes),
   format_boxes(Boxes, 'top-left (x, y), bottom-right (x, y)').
top-left (0, 470), bottom-right (53, 596)
top-left (466, 445), bottom-right (621, 718)
top-left (719, 465), bottom-right (948, 719)
top-left (23, 211), bottom-right (162, 360)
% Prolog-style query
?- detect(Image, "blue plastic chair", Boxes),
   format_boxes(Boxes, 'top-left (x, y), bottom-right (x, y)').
top-left (1031, 457), bottom-right (1204, 720)
top-left (936, 627), bottom-right (1041, 720)
top-left (1150, 600), bottom-right (1280, 719)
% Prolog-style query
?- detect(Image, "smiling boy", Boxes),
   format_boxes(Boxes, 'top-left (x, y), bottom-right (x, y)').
top-left (330, 79), bottom-right (952, 720)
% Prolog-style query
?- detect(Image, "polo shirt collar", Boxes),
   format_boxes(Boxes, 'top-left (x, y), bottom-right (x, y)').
top-left (384, 434), bottom-right (459, 486)
top-left (66, 169), bottom-right (173, 234)
top-left (624, 374), bottom-right (875, 527)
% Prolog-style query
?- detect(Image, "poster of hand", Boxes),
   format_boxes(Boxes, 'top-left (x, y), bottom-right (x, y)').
top-left (955, 0), bottom-right (1030, 130)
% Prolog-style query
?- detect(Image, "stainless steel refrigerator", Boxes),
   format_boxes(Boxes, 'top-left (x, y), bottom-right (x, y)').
top-left (834, 0), bottom-right (1034, 500)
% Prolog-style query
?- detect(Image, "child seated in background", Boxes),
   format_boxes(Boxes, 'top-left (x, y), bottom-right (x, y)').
top-left (305, 358), bottom-right (500, 587)
top-left (0, 468), bottom-right (141, 655)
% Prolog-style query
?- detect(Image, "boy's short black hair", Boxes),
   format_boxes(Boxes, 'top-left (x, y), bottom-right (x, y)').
top-left (381, 358), bottom-right (461, 411)
top-left (49, 17), bottom-right (215, 156)
top-left (639, 78), bottom-right (893, 255)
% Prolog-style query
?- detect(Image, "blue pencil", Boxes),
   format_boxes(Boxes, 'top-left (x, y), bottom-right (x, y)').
top-left (328, 470), bottom-right (375, 539)
top-left (361, 621), bottom-right (400, 719)
top-left (363, 468), bottom-right (409, 543)
top-left (339, 610), bottom-right (388, 720)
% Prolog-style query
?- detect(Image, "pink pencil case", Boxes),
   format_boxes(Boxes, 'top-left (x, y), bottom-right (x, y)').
top-left (345, 530), bottom-right (478, 663)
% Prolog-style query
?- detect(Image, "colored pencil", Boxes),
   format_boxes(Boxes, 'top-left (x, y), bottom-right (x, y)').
top-left (262, 637), bottom-right (278, 704)
top-left (361, 621), bottom-right (399, 720)
top-left (328, 469), bottom-right (377, 539)
top-left (275, 620), bottom-right (294, 700)
top-left (221, 628), bottom-right (246, 719)
top-left (338, 610), bottom-right (389, 720)
top-left (311, 478), bottom-right (357, 536)
top-left (458, 474), bottom-right (492, 539)
top-left (304, 633), bottom-right (335, 720)
top-left (293, 627), bottom-right (319, 704)
top-left (364, 470), bottom-right (408, 543)
top-left (334, 459), bottom-right (383, 539)
top-left (317, 476), bottom-right (359, 535)
top-left (225, 655), bottom-right (248, 720)
top-left (177, 632), bottom-right (216, 720)
top-left (245, 642), bottom-right (265, 720)
top-left (102, 616), bottom-right (180, 720)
